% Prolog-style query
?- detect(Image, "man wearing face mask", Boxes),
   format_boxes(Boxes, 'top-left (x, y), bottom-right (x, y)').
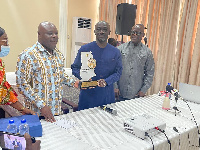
top-left (115, 24), bottom-right (155, 100)
top-left (16, 22), bottom-right (78, 123)
top-left (0, 27), bottom-right (36, 115)
top-left (71, 21), bottom-right (122, 110)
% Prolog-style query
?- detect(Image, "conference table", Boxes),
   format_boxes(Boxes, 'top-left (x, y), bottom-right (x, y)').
top-left (37, 94), bottom-right (200, 150)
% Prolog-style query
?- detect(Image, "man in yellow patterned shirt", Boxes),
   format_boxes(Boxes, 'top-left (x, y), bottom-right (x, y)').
top-left (16, 22), bottom-right (76, 122)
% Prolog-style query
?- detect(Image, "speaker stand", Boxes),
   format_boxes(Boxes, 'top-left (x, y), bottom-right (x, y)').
top-left (121, 35), bottom-right (123, 44)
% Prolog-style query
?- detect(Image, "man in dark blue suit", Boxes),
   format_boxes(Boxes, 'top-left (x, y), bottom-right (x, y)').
top-left (71, 21), bottom-right (122, 110)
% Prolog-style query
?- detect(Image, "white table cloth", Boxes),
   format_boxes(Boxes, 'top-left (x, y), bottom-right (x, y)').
top-left (37, 94), bottom-right (200, 150)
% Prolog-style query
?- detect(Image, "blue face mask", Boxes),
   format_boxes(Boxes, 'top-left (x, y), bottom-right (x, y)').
top-left (0, 45), bottom-right (10, 57)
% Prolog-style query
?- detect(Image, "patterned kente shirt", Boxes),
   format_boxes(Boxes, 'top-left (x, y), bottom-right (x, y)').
top-left (16, 42), bottom-right (74, 115)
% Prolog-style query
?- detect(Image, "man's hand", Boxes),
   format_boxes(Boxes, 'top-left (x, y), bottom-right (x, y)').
top-left (137, 91), bottom-right (145, 97)
top-left (74, 80), bottom-right (80, 88)
top-left (40, 105), bottom-right (56, 122)
top-left (114, 88), bottom-right (120, 100)
top-left (10, 101), bottom-right (37, 116)
top-left (22, 108), bottom-right (38, 116)
top-left (24, 133), bottom-right (41, 150)
top-left (97, 79), bottom-right (107, 87)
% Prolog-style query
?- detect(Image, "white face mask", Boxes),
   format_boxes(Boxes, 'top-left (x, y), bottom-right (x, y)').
top-left (0, 45), bottom-right (10, 57)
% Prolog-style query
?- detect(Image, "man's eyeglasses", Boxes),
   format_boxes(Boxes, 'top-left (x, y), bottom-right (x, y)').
top-left (96, 28), bottom-right (108, 33)
top-left (130, 31), bottom-right (144, 36)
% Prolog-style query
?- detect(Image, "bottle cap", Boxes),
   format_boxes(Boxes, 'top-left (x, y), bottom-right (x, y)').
top-left (168, 83), bottom-right (171, 85)
top-left (9, 120), bottom-right (14, 124)
top-left (21, 119), bottom-right (27, 123)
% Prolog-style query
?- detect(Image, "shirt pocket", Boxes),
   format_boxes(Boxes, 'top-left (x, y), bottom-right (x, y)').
top-left (137, 51), bottom-right (147, 67)
top-left (101, 58), bottom-right (116, 71)
top-left (121, 52), bottom-right (128, 63)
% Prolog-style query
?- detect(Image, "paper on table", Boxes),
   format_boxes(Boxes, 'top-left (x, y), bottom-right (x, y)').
top-left (53, 118), bottom-right (77, 129)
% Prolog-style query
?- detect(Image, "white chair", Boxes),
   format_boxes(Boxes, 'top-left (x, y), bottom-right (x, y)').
top-left (64, 68), bottom-right (73, 77)
top-left (6, 72), bottom-right (16, 85)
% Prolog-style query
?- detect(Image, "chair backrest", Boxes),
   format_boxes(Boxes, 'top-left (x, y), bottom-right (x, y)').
top-left (64, 68), bottom-right (73, 77)
top-left (6, 72), bottom-right (16, 85)
top-left (62, 69), bottom-right (80, 112)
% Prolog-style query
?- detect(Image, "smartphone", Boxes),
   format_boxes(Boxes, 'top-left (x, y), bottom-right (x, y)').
top-left (0, 132), bottom-right (26, 150)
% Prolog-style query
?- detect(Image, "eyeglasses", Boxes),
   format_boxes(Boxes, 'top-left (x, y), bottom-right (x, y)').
top-left (0, 40), bottom-right (8, 45)
top-left (130, 31), bottom-right (144, 36)
top-left (96, 28), bottom-right (108, 33)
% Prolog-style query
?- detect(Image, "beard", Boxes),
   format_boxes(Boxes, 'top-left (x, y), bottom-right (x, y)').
top-left (97, 37), bottom-right (107, 43)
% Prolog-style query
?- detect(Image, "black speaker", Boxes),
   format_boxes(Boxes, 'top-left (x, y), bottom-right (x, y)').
top-left (115, 3), bottom-right (137, 35)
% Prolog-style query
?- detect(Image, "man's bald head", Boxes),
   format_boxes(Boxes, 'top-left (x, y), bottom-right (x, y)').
top-left (132, 24), bottom-right (144, 32)
top-left (95, 21), bottom-right (110, 29)
top-left (38, 22), bottom-right (56, 34)
top-left (38, 21), bottom-right (58, 52)
top-left (94, 21), bottom-right (110, 44)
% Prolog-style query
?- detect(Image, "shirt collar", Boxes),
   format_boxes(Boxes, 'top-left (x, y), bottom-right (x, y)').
top-left (129, 41), bottom-right (142, 47)
top-left (128, 41), bottom-right (142, 47)
top-left (36, 41), bottom-right (45, 52)
top-left (36, 41), bottom-right (57, 55)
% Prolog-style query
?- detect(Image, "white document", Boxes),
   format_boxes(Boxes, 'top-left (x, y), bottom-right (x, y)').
top-left (53, 118), bottom-right (77, 130)
top-left (80, 51), bottom-right (96, 81)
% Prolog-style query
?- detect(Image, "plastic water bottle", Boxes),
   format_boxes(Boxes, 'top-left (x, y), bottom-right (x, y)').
top-left (19, 119), bottom-right (29, 135)
top-left (6, 119), bottom-right (17, 134)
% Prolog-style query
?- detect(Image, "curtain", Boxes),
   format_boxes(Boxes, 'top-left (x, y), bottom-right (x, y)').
top-left (148, 0), bottom-right (181, 94)
top-left (99, 0), bottom-right (200, 95)
top-left (59, 0), bottom-right (68, 67)
top-left (175, 0), bottom-right (200, 87)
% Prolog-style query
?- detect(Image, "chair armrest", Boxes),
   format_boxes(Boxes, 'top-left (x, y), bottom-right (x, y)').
top-left (62, 98), bottom-right (78, 112)
top-left (0, 105), bottom-right (21, 117)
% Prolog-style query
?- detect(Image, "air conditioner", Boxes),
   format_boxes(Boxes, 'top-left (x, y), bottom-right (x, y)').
top-left (71, 17), bottom-right (92, 63)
